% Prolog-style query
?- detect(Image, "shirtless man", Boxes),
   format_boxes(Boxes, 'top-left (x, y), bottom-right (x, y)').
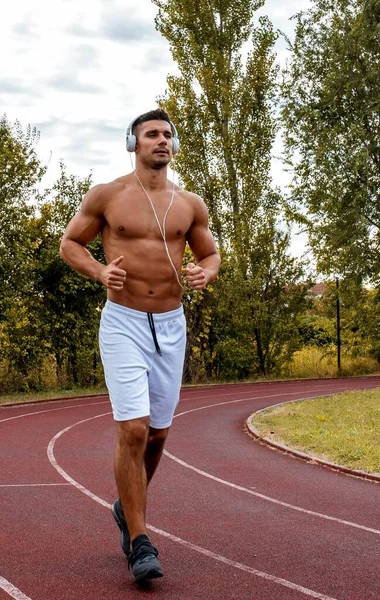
top-left (59, 109), bottom-right (221, 583)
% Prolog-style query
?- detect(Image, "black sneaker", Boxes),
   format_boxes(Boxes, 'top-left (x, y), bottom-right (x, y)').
top-left (111, 499), bottom-right (130, 558)
top-left (128, 534), bottom-right (163, 582)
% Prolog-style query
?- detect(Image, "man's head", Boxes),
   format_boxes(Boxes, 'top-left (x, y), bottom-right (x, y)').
top-left (126, 109), bottom-right (179, 169)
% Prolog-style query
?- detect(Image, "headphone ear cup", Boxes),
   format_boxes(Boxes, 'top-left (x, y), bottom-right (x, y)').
top-left (126, 133), bottom-right (136, 152)
top-left (172, 137), bottom-right (180, 155)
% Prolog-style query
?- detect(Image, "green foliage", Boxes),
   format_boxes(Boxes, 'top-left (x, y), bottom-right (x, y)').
top-left (0, 119), bottom-right (106, 391)
top-left (2, 0), bottom-right (380, 392)
top-left (30, 163), bottom-right (105, 386)
top-left (282, 0), bottom-right (380, 281)
top-left (0, 115), bottom-right (47, 305)
top-left (154, 0), bottom-right (310, 376)
top-left (154, 0), bottom-right (279, 247)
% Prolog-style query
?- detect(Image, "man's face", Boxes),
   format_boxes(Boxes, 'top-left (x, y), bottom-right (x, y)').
top-left (135, 120), bottom-right (173, 169)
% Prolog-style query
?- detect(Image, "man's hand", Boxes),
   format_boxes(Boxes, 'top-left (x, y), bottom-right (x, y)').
top-left (100, 256), bottom-right (127, 290)
top-left (185, 262), bottom-right (207, 290)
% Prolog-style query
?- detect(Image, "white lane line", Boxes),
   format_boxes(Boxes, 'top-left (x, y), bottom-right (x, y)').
top-left (175, 391), bottom-right (327, 418)
top-left (164, 450), bottom-right (380, 536)
top-left (1, 380), bottom-right (372, 424)
top-left (47, 413), bottom-right (112, 509)
top-left (0, 401), bottom-right (108, 423)
top-left (147, 525), bottom-right (338, 600)
top-left (0, 483), bottom-right (71, 488)
top-left (46, 413), bottom-right (339, 600)
top-left (174, 382), bottom-right (380, 420)
top-left (167, 394), bottom-right (380, 536)
top-left (4, 383), bottom-right (379, 538)
top-left (43, 391), bottom-right (380, 537)
top-left (0, 577), bottom-right (32, 600)
top-left (178, 380), bottom-right (380, 402)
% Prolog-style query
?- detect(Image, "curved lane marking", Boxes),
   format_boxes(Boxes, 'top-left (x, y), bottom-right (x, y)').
top-left (47, 413), bottom-right (339, 600)
top-left (0, 401), bottom-right (108, 424)
top-left (166, 393), bottom-right (380, 536)
top-left (2, 381), bottom-right (377, 600)
top-left (164, 450), bottom-right (380, 536)
top-left (0, 483), bottom-right (71, 488)
top-left (0, 577), bottom-right (32, 600)
top-left (0, 379), bottom-right (366, 424)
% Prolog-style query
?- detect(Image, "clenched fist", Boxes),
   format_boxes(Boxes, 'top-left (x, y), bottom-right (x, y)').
top-left (100, 256), bottom-right (127, 290)
top-left (185, 262), bottom-right (207, 290)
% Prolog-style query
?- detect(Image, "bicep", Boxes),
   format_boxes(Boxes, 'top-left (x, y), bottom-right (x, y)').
top-left (186, 201), bottom-right (218, 262)
top-left (61, 187), bottom-right (104, 246)
top-left (62, 211), bottom-right (103, 247)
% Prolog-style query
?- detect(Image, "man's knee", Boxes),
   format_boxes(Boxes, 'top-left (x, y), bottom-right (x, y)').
top-left (148, 427), bottom-right (169, 448)
top-left (116, 417), bottom-right (150, 447)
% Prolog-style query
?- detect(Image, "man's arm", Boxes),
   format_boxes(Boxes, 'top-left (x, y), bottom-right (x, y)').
top-left (185, 195), bottom-right (221, 290)
top-left (60, 184), bottom-right (126, 290)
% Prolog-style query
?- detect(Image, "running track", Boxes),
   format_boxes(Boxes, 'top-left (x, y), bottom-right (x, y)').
top-left (1, 377), bottom-right (380, 600)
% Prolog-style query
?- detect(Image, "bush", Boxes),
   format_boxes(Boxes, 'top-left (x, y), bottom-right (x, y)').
top-left (283, 346), bottom-right (379, 379)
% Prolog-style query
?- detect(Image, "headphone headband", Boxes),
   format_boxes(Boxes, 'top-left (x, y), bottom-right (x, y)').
top-left (126, 114), bottom-right (180, 154)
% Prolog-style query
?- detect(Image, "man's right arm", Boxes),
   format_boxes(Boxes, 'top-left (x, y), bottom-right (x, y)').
top-left (59, 184), bottom-right (126, 290)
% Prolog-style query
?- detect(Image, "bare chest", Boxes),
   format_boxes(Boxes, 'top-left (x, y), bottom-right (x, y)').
top-left (104, 192), bottom-right (193, 241)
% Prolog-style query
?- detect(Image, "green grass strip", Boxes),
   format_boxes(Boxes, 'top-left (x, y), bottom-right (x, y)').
top-left (0, 387), bottom-right (108, 406)
top-left (251, 389), bottom-right (380, 474)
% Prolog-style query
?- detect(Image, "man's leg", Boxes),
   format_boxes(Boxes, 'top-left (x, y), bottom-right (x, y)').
top-left (112, 424), bottom-right (169, 553)
top-left (114, 422), bottom-right (169, 538)
top-left (145, 426), bottom-right (169, 483)
top-left (114, 417), bottom-right (150, 541)
top-left (114, 416), bottom-right (163, 582)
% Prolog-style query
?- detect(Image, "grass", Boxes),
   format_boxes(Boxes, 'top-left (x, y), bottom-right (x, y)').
top-left (250, 389), bottom-right (380, 475)
top-left (0, 386), bottom-right (108, 406)
top-left (284, 347), bottom-right (379, 379)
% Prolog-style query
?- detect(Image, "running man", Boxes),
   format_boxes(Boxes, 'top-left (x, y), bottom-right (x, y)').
top-left (59, 108), bottom-right (221, 582)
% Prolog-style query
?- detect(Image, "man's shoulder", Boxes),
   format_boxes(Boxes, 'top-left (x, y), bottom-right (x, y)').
top-left (84, 175), bottom-right (134, 204)
top-left (92, 173), bottom-right (134, 194)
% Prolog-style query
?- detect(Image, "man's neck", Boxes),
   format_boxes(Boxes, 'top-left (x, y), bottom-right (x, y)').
top-left (134, 164), bottom-right (169, 192)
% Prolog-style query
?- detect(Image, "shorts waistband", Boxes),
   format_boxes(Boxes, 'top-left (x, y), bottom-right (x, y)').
top-left (104, 300), bottom-right (184, 322)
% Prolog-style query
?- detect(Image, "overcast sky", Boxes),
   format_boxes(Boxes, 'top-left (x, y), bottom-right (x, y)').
top-left (1, 0), bottom-right (311, 253)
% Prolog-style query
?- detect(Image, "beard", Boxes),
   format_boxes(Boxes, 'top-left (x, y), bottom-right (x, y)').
top-left (140, 152), bottom-right (171, 170)
top-left (152, 155), bottom-right (171, 170)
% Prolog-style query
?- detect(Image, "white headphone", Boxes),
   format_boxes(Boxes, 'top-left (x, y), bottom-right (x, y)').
top-left (126, 114), bottom-right (180, 155)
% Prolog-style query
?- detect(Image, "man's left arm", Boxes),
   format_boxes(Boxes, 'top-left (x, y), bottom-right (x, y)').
top-left (185, 197), bottom-right (221, 290)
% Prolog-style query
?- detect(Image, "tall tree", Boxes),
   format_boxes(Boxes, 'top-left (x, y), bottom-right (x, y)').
top-left (32, 163), bottom-right (106, 385)
top-left (282, 0), bottom-right (380, 282)
top-left (0, 115), bottom-right (46, 306)
top-left (153, 0), bottom-right (309, 375)
top-left (153, 0), bottom-right (278, 250)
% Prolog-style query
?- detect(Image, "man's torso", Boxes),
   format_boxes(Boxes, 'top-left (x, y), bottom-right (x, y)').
top-left (100, 176), bottom-right (195, 312)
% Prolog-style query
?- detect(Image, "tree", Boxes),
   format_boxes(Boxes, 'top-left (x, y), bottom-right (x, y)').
top-left (153, 0), bottom-right (309, 375)
top-left (31, 163), bottom-right (106, 386)
top-left (0, 115), bottom-right (47, 307)
top-left (282, 0), bottom-right (380, 282)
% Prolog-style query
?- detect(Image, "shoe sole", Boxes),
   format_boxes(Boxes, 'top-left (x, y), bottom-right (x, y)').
top-left (111, 503), bottom-right (130, 557)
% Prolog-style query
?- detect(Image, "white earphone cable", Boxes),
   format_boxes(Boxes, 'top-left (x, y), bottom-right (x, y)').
top-left (133, 168), bottom-right (186, 290)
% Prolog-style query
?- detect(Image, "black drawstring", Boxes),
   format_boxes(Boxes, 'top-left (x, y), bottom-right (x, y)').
top-left (147, 312), bottom-right (162, 356)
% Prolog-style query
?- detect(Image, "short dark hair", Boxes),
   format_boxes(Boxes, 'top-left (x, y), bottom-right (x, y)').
top-left (132, 109), bottom-right (171, 136)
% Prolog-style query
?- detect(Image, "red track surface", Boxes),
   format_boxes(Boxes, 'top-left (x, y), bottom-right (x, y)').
top-left (1, 377), bottom-right (380, 600)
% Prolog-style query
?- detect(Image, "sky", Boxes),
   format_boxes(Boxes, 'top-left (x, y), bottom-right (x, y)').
top-left (1, 0), bottom-right (311, 254)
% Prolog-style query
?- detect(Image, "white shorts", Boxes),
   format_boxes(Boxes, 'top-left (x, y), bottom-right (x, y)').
top-left (99, 300), bottom-right (186, 428)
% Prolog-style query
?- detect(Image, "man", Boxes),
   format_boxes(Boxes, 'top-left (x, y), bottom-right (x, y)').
top-left (59, 108), bottom-right (221, 583)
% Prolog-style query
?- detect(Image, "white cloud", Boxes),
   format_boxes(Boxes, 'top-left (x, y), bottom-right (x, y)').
top-left (1, 0), bottom-right (311, 227)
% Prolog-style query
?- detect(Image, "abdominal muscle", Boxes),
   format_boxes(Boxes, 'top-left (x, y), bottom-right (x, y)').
top-left (105, 235), bottom-right (186, 313)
